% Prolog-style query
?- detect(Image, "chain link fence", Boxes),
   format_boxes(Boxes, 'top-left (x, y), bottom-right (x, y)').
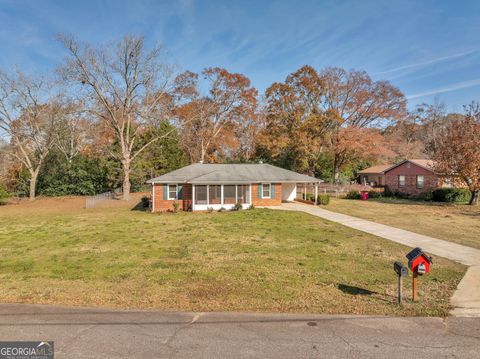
top-left (85, 188), bottom-right (121, 209)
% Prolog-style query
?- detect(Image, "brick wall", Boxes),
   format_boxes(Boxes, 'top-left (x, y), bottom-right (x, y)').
top-left (251, 183), bottom-right (282, 206)
top-left (152, 183), bottom-right (192, 212)
top-left (385, 162), bottom-right (438, 195)
top-left (153, 183), bottom-right (282, 210)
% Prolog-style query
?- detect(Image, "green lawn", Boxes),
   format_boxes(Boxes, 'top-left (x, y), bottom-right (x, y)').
top-left (327, 197), bottom-right (480, 249)
top-left (0, 196), bottom-right (466, 316)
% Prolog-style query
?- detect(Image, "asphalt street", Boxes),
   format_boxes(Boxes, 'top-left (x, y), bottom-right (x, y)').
top-left (0, 304), bottom-right (479, 358)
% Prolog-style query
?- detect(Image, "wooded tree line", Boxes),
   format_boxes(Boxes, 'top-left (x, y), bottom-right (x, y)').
top-left (0, 35), bottom-right (478, 204)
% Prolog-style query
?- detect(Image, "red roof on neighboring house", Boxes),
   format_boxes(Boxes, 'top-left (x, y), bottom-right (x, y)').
top-left (358, 164), bottom-right (393, 174)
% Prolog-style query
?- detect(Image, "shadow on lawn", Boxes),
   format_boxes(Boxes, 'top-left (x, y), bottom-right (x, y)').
top-left (337, 284), bottom-right (376, 296)
top-left (131, 201), bottom-right (149, 212)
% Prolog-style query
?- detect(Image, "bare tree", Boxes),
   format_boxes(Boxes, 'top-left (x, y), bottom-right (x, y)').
top-left (0, 138), bottom-right (9, 182)
top-left (59, 35), bottom-right (175, 200)
top-left (0, 71), bottom-right (60, 200)
top-left (54, 100), bottom-right (91, 164)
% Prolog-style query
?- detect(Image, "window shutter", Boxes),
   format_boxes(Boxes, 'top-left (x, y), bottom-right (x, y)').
top-left (271, 183), bottom-right (275, 199)
top-left (258, 184), bottom-right (262, 199)
top-left (178, 185), bottom-right (183, 200)
top-left (163, 184), bottom-right (168, 200)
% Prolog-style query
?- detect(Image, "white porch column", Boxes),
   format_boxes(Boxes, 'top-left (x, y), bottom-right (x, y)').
top-left (221, 185), bottom-right (224, 205)
top-left (151, 183), bottom-right (155, 212)
top-left (314, 183), bottom-right (318, 205)
top-left (304, 183), bottom-right (307, 199)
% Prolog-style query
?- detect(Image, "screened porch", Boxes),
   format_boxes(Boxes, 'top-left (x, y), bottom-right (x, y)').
top-left (192, 184), bottom-right (251, 210)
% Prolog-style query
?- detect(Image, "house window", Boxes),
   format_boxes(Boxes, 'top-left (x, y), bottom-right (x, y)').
top-left (416, 175), bottom-right (424, 189)
top-left (262, 183), bottom-right (271, 198)
top-left (237, 185), bottom-right (250, 204)
top-left (224, 185), bottom-right (236, 204)
top-left (168, 184), bottom-right (177, 200)
top-left (195, 185), bottom-right (208, 205)
top-left (209, 185), bottom-right (222, 204)
top-left (398, 175), bottom-right (405, 187)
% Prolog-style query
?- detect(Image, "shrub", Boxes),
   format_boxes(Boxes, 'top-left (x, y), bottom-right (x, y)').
top-left (317, 194), bottom-right (330, 205)
top-left (248, 204), bottom-right (255, 210)
top-left (410, 191), bottom-right (433, 201)
top-left (0, 182), bottom-right (9, 205)
top-left (218, 206), bottom-right (226, 212)
top-left (207, 206), bottom-right (214, 213)
top-left (303, 193), bottom-right (315, 201)
top-left (141, 196), bottom-right (150, 208)
top-left (367, 190), bottom-right (382, 199)
top-left (346, 190), bottom-right (361, 200)
top-left (233, 202), bottom-right (243, 211)
top-left (432, 188), bottom-right (471, 203)
top-left (172, 201), bottom-right (179, 212)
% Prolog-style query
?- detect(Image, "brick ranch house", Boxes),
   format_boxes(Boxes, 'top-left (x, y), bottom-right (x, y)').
top-left (359, 159), bottom-right (462, 196)
top-left (147, 163), bottom-right (322, 212)
top-left (383, 159), bottom-right (456, 196)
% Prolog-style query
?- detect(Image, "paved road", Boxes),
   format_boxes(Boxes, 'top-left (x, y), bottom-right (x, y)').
top-left (0, 304), bottom-right (479, 358)
top-left (271, 203), bottom-right (480, 317)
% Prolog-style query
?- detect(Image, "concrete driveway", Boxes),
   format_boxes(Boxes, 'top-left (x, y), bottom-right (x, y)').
top-left (269, 202), bottom-right (480, 317)
top-left (0, 304), bottom-right (479, 358)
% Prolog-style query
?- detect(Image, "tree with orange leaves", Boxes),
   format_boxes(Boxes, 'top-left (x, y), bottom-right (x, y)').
top-left (174, 68), bottom-right (258, 163)
top-left (319, 67), bottom-right (406, 182)
top-left (259, 66), bottom-right (406, 180)
top-left (257, 66), bottom-right (329, 174)
top-left (431, 103), bottom-right (480, 205)
top-left (333, 126), bottom-right (395, 177)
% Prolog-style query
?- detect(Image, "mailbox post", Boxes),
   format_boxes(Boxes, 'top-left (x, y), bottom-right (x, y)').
top-left (393, 261), bottom-right (408, 305)
top-left (406, 247), bottom-right (433, 302)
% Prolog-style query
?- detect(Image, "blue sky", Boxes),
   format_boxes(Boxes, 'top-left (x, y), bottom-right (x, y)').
top-left (1, 0), bottom-right (479, 111)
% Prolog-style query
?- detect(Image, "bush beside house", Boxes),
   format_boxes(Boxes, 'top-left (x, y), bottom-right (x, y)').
top-left (432, 188), bottom-right (471, 203)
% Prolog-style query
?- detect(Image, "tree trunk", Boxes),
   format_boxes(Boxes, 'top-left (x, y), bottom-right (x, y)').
top-left (469, 190), bottom-right (479, 206)
top-left (121, 158), bottom-right (131, 201)
top-left (29, 170), bottom-right (38, 201)
top-left (333, 159), bottom-right (341, 184)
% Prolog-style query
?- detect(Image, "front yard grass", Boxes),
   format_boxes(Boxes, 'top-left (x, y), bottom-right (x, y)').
top-left (0, 196), bottom-right (466, 316)
top-left (327, 197), bottom-right (480, 249)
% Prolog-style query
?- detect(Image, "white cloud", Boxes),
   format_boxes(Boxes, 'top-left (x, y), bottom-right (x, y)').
top-left (407, 78), bottom-right (480, 100)
top-left (375, 49), bottom-right (477, 76)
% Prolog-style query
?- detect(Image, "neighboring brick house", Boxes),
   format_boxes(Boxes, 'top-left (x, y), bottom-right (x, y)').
top-left (147, 163), bottom-right (322, 212)
top-left (384, 159), bottom-right (449, 195)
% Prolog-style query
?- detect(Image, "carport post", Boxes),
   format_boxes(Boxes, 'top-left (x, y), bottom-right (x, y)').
top-left (314, 183), bottom-right (318, 204)
top-left (304, 183), bottom-right (306, 200)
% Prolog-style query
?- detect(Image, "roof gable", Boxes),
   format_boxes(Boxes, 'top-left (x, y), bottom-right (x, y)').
top-left (383, 159), bottom-right (436, 174)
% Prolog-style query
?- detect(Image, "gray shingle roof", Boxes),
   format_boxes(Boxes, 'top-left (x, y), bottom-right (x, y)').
top-left (146, 163), bottom-right (322, 184)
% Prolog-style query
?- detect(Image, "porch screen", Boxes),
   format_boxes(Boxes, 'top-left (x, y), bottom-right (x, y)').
top-left (209, 185), bottom-right (222, 204)
top-left (237, 185), bottom-right (250, 204)
top-left (224, 185), bottom-right (236, 204)
top-left (195, 185), bottom-right (208, 205)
